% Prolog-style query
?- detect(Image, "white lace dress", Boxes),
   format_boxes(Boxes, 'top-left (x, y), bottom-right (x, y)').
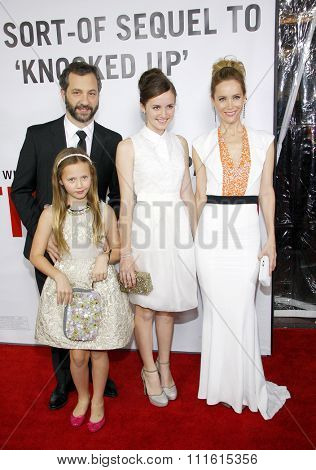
top-left (129, 126), bottom-right (198, 312)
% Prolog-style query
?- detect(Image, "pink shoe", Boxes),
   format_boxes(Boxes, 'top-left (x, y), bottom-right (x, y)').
top-left (70, 412), bottom-right (86, 427)
top-left (87, 416), bottom-right (105, 433)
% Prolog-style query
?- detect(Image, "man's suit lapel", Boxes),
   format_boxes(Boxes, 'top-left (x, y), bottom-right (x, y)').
top-left (91, 121), bottom-right (111, 166)
top-left (50, 115), bottom-right (67, 158)
top-left (91, 122), bottom-right (113, 164)
top-left (91, 122), bottom-right (103, 163)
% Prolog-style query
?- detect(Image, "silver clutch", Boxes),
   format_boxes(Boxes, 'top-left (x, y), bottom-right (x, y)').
top-left (63, 288), bottom-right (102, 341)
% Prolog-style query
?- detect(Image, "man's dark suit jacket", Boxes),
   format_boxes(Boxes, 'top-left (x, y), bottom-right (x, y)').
top-left (11, 115), bottom-right (121, 259)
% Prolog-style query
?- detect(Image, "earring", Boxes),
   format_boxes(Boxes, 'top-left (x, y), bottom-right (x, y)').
top-left (214, 109), bottom-right (217, 123)
top-left (243, 104), bottom-right (246, 120)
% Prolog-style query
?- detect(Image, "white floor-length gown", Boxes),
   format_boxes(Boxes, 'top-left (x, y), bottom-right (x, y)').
top-left (193, 126), bottom-right (290, 420)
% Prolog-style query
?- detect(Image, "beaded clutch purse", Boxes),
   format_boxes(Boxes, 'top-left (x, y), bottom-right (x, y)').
top-left (117, 271), bottom-right (153, 295)
top-left (63, 288), bottom-right (102, 341)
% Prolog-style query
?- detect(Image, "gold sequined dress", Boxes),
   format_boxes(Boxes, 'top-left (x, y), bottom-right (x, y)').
top-left (35, 202), bottom-right (134, 350)
top-left (193, 126), bottom-right (290, 420)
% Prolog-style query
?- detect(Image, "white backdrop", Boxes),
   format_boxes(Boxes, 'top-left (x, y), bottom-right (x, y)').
top-left (0, 0), bottom-right (275, 354)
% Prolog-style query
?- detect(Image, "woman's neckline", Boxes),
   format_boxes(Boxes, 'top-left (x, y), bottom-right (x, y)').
top-left (218, 126), bottom-right (248, 170)
top-left (142, 125), bottom-right (168, 143)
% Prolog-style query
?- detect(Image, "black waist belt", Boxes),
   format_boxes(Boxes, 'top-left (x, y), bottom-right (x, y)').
top-left (206, 195), bottom-right (258, 204)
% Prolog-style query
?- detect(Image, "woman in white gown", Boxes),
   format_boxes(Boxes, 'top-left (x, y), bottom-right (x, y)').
top-left (116, 69), bottom-right (197, 407)
top-left (193, 58), bottom-right (290, 419)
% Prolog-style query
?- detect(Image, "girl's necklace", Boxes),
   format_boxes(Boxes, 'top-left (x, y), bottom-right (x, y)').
top-left (67, 204), bottom-right (90, 216)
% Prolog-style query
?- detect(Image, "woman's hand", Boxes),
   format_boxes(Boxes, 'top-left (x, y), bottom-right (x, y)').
top-left (259, 239), bottom-right (276, 275)
top-left (119, 254), bottom-right (137, 288)
top-left (55, 272), bottom-right (73, 305)
top-left (92, 253), bottom-right (109, 283)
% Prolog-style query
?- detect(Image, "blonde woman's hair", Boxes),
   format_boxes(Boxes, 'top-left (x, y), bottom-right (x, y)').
top-left (211, 57), bottom-right (246, 97)
top-left (51, 147), bottom-right (103, 254)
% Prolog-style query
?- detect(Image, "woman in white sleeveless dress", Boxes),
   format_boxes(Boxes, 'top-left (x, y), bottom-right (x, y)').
top-left (193, 58), bottom-right (290, 419)
top-left (116, 69), bottom-right (197, 407)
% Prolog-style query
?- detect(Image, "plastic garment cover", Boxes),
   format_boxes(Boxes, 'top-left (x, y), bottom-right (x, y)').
top-left (274, 0), bottom-right (316, 313)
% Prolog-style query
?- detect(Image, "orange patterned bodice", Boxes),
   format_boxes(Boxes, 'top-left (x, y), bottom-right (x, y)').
top-left (218, 126), bottom-right (251, 196)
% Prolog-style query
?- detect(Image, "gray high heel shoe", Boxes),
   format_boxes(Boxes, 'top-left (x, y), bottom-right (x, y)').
top-left (155, 360), bottom-right (178, 401)
top-left (141, 368), bottom-right (168, 407)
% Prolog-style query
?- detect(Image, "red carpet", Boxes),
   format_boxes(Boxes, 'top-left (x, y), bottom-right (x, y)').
top-left (0, 329), bottom-right (315, 450)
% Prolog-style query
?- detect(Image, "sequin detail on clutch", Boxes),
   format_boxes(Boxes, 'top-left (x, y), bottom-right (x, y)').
top-left (117, 271), bottom-right (153, 295)
top-left (63, 288), bottom-right (102, 341)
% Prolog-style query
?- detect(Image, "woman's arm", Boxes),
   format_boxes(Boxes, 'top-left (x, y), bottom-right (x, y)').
top-left (104, 205), bottom-right (121, 265)
top-left (178, 135), bottom-right (197, 236)
top-left (30, 208), bottom-right (72, 304)
top-left (192, 146), bottom-right (207, 221)
top-left (116, 138), bottom-right (137, 287)
top-left (259, 141), bottom-right (276, 274)
top-left (92, 205), bottom-right (121, 282)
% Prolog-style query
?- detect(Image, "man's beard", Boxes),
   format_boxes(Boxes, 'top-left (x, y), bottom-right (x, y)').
top-left (65, 96), bottom-right (99, 123)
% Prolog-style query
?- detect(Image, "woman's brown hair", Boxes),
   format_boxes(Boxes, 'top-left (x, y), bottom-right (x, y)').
top-left (138, 68), bottom-right (177, 105)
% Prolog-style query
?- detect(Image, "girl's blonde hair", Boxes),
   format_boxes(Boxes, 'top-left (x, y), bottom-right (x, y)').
top-left (51, 147), bottom-right (103, 253)
top-left (211, 57), bottom-right (246, 97)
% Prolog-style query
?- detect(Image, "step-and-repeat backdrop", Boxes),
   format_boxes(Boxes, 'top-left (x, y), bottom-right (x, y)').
top-left (0, 0), bottom-right (275, 354)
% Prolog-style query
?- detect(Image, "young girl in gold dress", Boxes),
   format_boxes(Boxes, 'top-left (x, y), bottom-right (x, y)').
top-left (31, 147), bottom-right (133, 431)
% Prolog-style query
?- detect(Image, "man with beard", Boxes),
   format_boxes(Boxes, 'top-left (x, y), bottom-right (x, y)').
top-left (11, 61), bottom-right (120, 410)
